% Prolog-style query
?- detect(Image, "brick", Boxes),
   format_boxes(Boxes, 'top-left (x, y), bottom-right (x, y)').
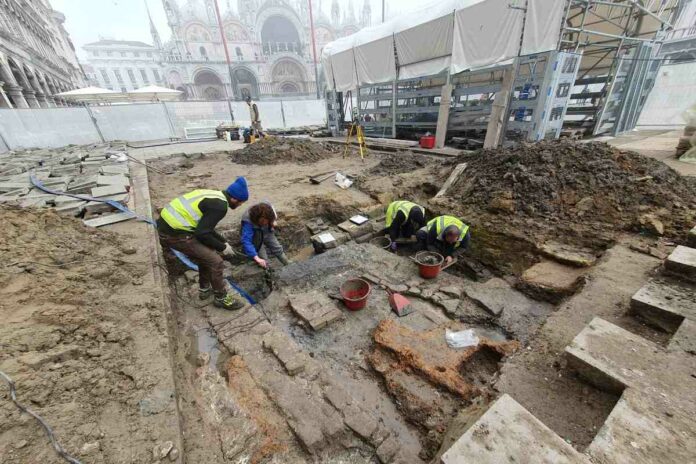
top-left (376, 436), bottom-right (399, 464)
top-left (323, 384), bottom-right (352, 411)
top-left (343, 405), bottom-right (378, 440)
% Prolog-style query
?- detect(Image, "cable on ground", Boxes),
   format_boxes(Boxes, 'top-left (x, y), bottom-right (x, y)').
top-left (0, 370), bottom-right (82, 464)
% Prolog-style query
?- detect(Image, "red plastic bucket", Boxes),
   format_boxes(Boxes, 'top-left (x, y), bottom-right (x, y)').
top-left (420, 136), bottom-right (435, 149)
top-left (414, 251), bottom-right (444, 279)
top-left (340, 278), bottom-right (371, 311)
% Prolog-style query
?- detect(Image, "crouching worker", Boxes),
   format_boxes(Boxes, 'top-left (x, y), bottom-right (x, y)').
top-left (158, 177), bottom-right (249, 311)
top-left (384, 200), bottom-right (426, 251)
top-left (416, 215), bottom-right (471, 265)
top-left (241, 201), bottom-right (291, 268)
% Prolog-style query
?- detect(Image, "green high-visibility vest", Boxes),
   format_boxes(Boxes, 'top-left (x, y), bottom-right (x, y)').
top-left (385, 201), bottom-right (424, 227)
top-left (160, 189), bottom-right (226, 232)
top-left (427, 215), bottom-right (469, 248)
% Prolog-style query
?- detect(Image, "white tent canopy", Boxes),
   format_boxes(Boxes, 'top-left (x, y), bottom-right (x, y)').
top-left (321, 0), bottom-right (565, 91)
top-left (127, 85), bottom-right (182, 102)
top-left (54, 86), bottom-right (121, 102)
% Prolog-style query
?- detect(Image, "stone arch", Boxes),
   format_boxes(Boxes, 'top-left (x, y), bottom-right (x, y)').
top-left (193, 68), bottom-right (226, 100)
top-left (230, 66), bottom-right (259, 100)
top-left (224, 21), bottom-right (250, 42)
top-left (184, 22), bottom-right (212, 42)
top-left (256, 4), bottom-right (305, 55)
top-left (271, 58), bottom-right (307, 92)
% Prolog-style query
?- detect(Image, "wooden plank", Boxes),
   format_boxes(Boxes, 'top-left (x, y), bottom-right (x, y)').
top-left (434, 163), bottom-right (467, 198)
top-left (83, 211), bottom-right (136, 228)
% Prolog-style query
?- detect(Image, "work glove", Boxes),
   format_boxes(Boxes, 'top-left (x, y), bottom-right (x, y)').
top-left (222, 243), bottom-right (236, 258)
top-left (254, 256), bottom-right (268, 268)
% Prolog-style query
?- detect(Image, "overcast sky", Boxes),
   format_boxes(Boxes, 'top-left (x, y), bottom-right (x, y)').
top-left (50, 0), bottom-right (423, 59)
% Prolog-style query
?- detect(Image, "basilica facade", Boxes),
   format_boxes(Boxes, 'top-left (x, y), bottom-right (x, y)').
top-left (159, 0), bottom-right (370, 100)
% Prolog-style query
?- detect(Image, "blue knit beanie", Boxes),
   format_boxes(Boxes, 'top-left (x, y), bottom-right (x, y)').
top-left (226, 176), bottom-right (249, 201)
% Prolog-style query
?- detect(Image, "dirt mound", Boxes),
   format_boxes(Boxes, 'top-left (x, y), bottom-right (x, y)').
top-left (446, 140), bottom-right (696, 241)
top-left (369, 152), bottom-right (436, 176)
top-left (0, 206), bottom-right (175, 463)
top-left (227, 137), bottom-right (341, 165)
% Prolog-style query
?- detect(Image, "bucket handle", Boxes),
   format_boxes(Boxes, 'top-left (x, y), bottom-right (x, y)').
top-left (440, 257), bottom-right (458, 271)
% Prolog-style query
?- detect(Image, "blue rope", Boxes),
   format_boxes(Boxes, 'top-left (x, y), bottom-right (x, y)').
top-left (30, 176), bottom-right (256, 304)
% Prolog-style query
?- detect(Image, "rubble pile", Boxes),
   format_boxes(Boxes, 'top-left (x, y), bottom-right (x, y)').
top-left (0, 143), bottom-right (132, 216)
top-left (446, 140), bottom-right (696, 240)
top-left (227, 137), bottom-right (342, 165)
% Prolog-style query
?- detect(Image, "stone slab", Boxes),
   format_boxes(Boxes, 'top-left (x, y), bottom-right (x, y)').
top-left (100, 164), bottom-right (129, 175)
top-left (96, 174), bottom-right (130, 187)
top-left (289, 291), bottom-right (343, 331)
top-left (83, 211), bottom-right (137, 228)
top-left (565, 317), bottom-right (696, 464)
top-left (337, 219), bottom-right (374, 239)
top-left (665, 245), bottom-right (696, 280)
top-left (630, 279), bottom-right (696, 332)
top-left (91, 184), bottom-right (128, 197)
top-left (539, 241), bottom-right (598, 267)
top-left (440, 394), bottom-right (589, 464)
top-left (668, 318), bottom-right (696, 354)
top-left (519, 260), bottom-right (585, 303)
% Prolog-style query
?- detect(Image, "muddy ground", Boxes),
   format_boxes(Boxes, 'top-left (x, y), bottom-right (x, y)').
top-left (0, 137), bottom-right (690, 463)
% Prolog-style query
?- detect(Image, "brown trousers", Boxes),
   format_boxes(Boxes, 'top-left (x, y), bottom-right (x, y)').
top-left (159, 233), bottom-right (225, 294)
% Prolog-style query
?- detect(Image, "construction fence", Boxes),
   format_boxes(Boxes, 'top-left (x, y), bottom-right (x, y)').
top-left (0, 99), bottom-right (327, 153)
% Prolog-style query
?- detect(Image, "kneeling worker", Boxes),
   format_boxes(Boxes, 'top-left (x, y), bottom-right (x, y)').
top-left (416, 215), bottom-right (471, 265)
top-left (241, 201), bottom-right (291, 268)
top-left (384, 200), bottom-right (426, 251)
top-left (158, 177), bottom-right (249, 311)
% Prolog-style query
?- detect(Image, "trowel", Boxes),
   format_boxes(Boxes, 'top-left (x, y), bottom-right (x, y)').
top-left (386, 288), bottom-right (413, 317)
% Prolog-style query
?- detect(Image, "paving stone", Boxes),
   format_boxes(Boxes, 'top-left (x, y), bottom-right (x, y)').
top-left (262, 330), bottom-right (306, 376)
top-left (376, 436), bottom-right (400, 463)
top-left (96, 174), bottom-right (130, 187)
top-left (343, 404), bottom-right (378, 440)
top-left (565, 317), bottom-right (696, 463)
top-left (289, 291), bottom-right (343, 331)
top-left (518, 260), bottom-right (586, 303)
top-left (539, 241), bottom-right (598, 267)
top-left (323, 382), bottom-right (353, 411)
top-left (55, 201), bottom-right (87, 214)
top-left (337, 219), bottom-right (375, 239)
top-left (91, 184), bottom-right (128, 197)
top-left (630, 279), bottom-right (696, 332)
top-left (439, 286), bottom-right (462, 298)
top-left (100, 165), bottom-right (129, 175)
top-left (665, 245), bottom-right (696, 280)
top-left (83, 212), bottom-right (136, 228)
top-left (440, 394), bottom-right (589, 464)
top-left (439, 299), bottom-right (461, 315)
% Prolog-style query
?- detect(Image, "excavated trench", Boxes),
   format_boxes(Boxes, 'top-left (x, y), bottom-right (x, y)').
top-left (144, 149), bottom-right (626, 462)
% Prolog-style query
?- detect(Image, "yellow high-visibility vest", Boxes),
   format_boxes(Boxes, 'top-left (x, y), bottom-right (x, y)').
top-left (427, 215), bottom-right (469, 248)
top-left (385, 201), bottom-right (424, 227)
top-left (160, 189), bottom-right (226, 232)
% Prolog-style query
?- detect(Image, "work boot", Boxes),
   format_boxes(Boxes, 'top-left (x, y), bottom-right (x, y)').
top-left (277, 253), bottom-right (291, 266)
top-left (214, 292), bottom-right (245, 311)
top-left (198, 286), bottom-right (212, 300)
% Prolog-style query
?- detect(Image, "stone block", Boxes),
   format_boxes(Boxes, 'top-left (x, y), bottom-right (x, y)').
top-left (630, 279), bottom-right (696, 332)
top-left (0, 182), bottom-right (29, 193)
top-left (100, 165), bottom-right (129, 175)
top-left (376, 436), bottom-right (400, 464)
top-left (262, 331), bottom-right (306, 376)
top-left (665, 245), bottom-right (696, 281)
top-left (440, 394), bottom-right (589, 464)
top-left (323, 383), bottom-right (352, 411)
top-left (55, 201), bottom-right (87, 215)
top-left (289, 291), bottom-right (343, 331)
top-left (539, 241), bottom-right (597, 267)
top-left (338, 219), bottom-right (374, 239)
top-left (439, 286), bottom-right (462, 298)
top-left (97, 174), bottom-right (130, 187)
top-left (343, 405), bottom-right (378, 440)
top-left (518, 260), bottom-right (585, 303)
top-left (91, 184), bottom-right (128, 197)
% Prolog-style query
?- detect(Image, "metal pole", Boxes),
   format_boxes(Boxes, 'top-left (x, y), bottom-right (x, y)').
top-left (308, 0), bottom-right (321, 99)
top-left (84, 105), bottom-right (106, 143)
top-left (212, 0), bottom-right (235, 121)
top-left (382, 0), bottom-right (385, 23)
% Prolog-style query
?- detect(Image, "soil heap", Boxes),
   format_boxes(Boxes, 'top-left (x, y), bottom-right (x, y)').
top-left (226, 137), bottom-right (341, 165)
top-left (441, 140), bottom-right (696, 247)
top-left (369, 151), bottom-right (436, 176)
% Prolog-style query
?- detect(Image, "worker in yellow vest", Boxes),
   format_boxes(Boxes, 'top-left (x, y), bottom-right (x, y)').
top-left (416, 215), bottom-right (471, 264)
top-left (383, 200), bottom-right (426, 251)
top-left (157, 177), bottom-right (249, 311)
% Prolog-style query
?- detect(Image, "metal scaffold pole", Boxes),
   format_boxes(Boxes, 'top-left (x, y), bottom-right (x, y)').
top-left (308, 0), bottom-right (321, 99)
top-left (213, 0), bottom-right (235, 122)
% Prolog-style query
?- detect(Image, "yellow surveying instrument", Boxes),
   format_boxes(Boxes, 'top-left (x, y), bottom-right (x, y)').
top-left (342, 91), bottom-right (368, 161)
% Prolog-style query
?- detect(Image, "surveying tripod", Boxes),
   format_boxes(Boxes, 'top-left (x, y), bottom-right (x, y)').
top-left (342, 91), bottom-right (368, 161)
